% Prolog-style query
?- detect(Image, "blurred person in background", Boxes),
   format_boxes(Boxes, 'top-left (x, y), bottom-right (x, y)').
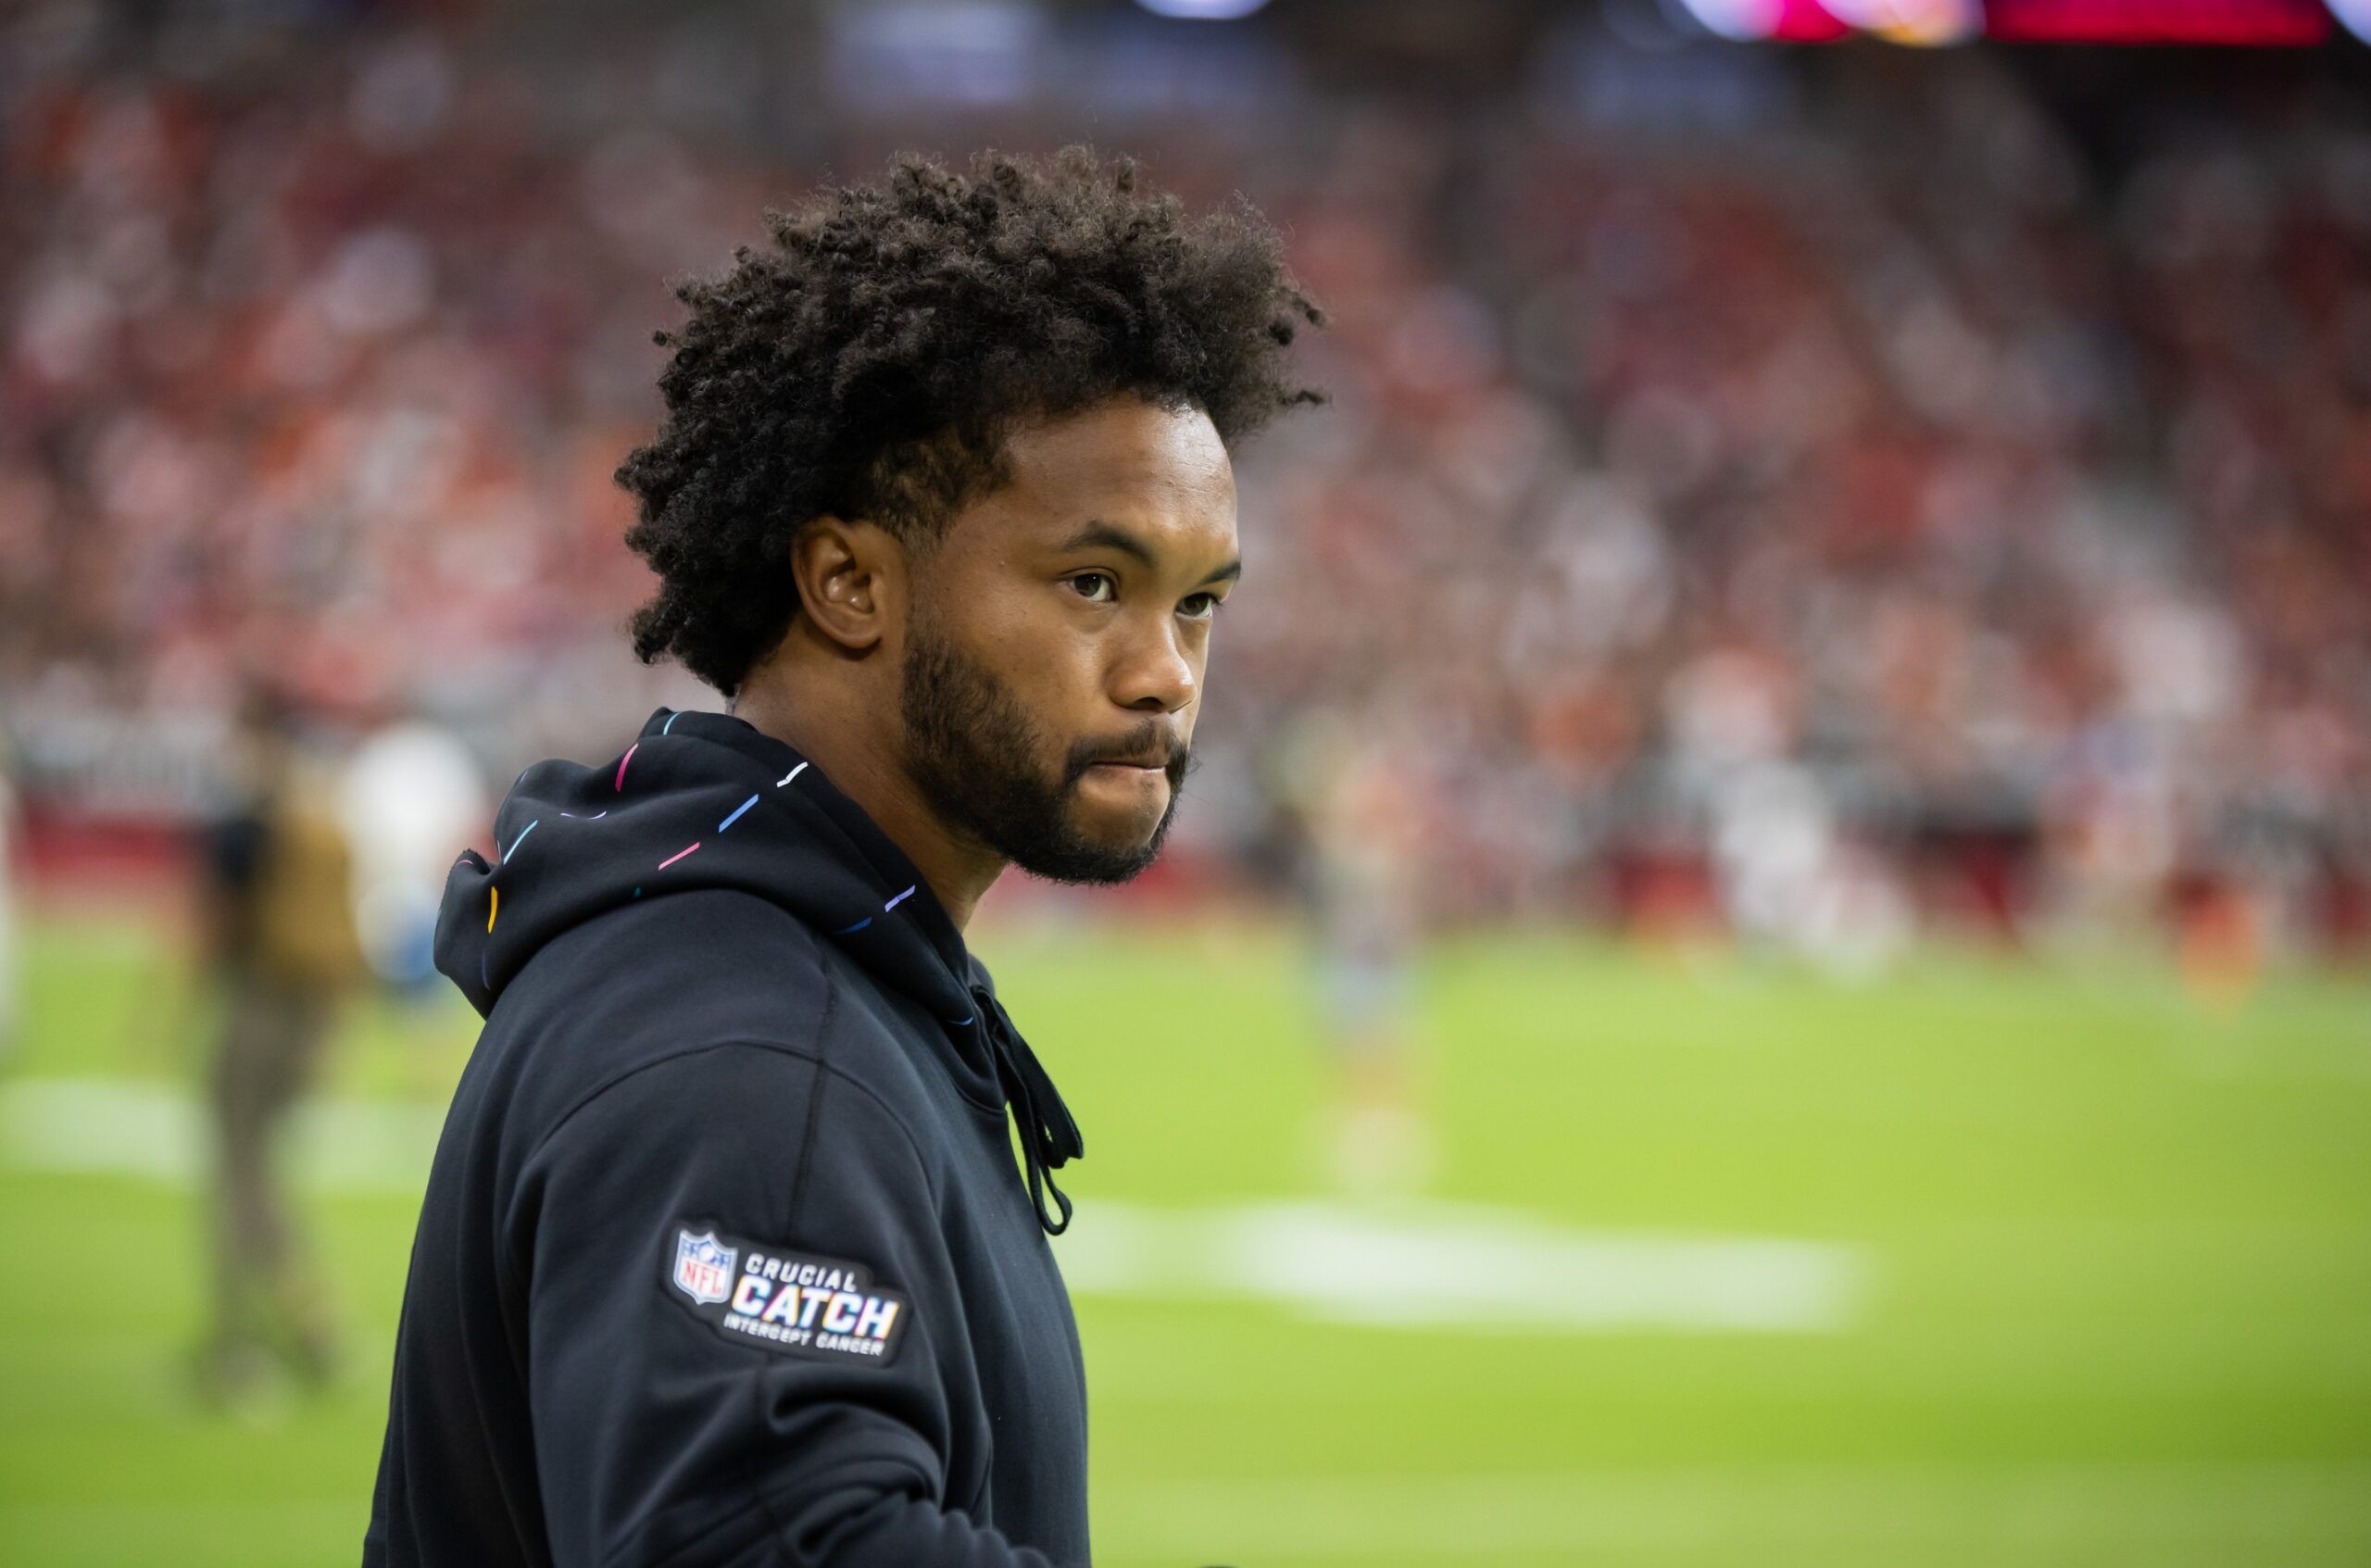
top-left (192, 684), bottom-right (366, 1409)
top-left (340, 712), bottom-right (489, 996)
top-left (1272, 701), bottom-right (1441, 1196)
top-left (0, 733), bottom-right (19, 1064)
top-left (337, 709), bottom-right (488, 1074)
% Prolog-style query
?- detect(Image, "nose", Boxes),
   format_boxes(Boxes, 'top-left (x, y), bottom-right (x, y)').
top-left (1114, 621), bottom-right (1196, 717)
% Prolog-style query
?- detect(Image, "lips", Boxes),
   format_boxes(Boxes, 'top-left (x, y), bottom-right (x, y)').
top-left (1088, 745), bottom-right (1176, 771)
top-left (1083, 732), bottom-right (1184, 777)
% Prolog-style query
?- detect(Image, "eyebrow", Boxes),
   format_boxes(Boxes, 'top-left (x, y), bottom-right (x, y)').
top-left (1056, 520), bottom-right (1242, 586)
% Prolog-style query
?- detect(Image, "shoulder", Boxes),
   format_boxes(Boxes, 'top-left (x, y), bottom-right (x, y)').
top-left (482, 890), bottom-right (942, 1175)
top-left (525, 1035), bottom-right (938, 1214)
top-left (476, 890), bottom-right (833, 1147)
top-left (499, 888), bottom-right (828, 1054)
top-left (497, 1035), bottom-right (948, 1320)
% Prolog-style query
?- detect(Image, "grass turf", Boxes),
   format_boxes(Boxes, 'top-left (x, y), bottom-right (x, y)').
top-left (2, 912), bottom-right (2366, 1566)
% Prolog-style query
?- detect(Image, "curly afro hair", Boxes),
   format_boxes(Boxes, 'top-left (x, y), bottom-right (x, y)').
top-left (616, 144), bottom-right (1328, 697)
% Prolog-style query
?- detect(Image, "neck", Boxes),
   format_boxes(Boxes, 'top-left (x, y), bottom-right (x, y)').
top-left (729, 662), bottom-right (1006, 934)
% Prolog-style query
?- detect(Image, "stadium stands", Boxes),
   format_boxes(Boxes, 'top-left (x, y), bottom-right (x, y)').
top-left (2, 6), bottom-right (2364, 957)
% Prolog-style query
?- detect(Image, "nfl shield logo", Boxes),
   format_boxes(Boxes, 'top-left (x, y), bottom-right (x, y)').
top-left (672, 1229), bottom-right (736, 1305)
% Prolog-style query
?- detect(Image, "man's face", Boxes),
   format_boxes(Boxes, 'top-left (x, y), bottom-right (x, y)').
top-left (897, 395), bottom-right (1238, 884)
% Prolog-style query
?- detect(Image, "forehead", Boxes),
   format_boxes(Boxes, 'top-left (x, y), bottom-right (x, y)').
top-left (965, 396), bottom-right (1236, 554)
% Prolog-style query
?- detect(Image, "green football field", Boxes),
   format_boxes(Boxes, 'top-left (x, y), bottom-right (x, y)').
top-left (3, 909), bottom-right (2368, 1567)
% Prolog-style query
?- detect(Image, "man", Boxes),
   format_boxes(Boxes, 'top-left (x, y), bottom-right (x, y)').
top-left (1272, 702), bottom-right (1439, 1197)
top-left (195, 685), bottom-right (364, 1406)
top-left (0, 734), bottom-right (17, 1066)
top-left (365, 146), bottom-right (1322, 1567)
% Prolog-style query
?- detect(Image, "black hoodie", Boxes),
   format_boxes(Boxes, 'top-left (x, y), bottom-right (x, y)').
top-left (363, 707), bottom-right (1090, 1568)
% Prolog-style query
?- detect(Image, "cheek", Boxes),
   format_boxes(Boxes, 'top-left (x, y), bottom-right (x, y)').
top-left (968, 598), bottom-right (1101, 727)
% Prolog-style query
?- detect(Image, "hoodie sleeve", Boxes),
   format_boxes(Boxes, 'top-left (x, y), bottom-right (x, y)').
top-left (510, 1039), bottom-right (1061, 1568)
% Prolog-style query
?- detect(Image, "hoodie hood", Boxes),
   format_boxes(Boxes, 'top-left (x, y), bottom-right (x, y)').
top-left (434, 706), bottom-right (1083, 1233)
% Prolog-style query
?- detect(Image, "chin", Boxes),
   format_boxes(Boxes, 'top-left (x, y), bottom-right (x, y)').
top-left (1075, 804), bottom-right (1162, 844)
top-left (1013, 847), bottom-right (1161, 887)
top-left (1073, 822), bottom-right (1165, 868)
top-left (1010, 814), bottom-right (1173, 886)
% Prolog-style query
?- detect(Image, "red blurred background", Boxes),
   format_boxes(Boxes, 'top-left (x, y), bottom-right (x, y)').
top-left (2, 0), bottom-right (2366, 974)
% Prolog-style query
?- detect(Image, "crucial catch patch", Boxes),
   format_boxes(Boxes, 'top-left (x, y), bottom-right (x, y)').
top-left (663, 1223), bottom-right (910, 1366)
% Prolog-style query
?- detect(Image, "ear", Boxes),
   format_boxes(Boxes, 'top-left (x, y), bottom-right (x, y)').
top-left (789, 515), bottom-right (904, 653)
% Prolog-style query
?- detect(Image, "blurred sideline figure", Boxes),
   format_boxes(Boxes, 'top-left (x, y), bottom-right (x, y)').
top-left (338, 714), bottom-right (487, 1074)
top-left (191, 685), bottom-right (366, 1409)
top-left (0, 733), bottom-right (19, 1064)
top-left (1273, 702), bottom-right (1439, 1197)
top-left (341, 716), bottom-right (487, 994)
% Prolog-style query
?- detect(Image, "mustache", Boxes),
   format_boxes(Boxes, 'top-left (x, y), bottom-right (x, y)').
top-left (1069, 731), bottom-right (1194, 781)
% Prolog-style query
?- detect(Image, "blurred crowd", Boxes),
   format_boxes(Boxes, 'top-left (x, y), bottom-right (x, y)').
top-left (3, 4), bottom-right (2366, 965)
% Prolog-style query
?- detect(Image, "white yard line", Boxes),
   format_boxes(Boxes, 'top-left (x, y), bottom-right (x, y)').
top-left (1057, 1197), bottom-right (1870, 1333)
top-left (3, 1077), bottom-right (1871, 1334)
top-left (1, 1076), bottom-right (445, 1192)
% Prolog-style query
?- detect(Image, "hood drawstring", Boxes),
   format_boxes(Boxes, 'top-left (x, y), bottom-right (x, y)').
top-left (973, 985), bottom-right (1084, 1236)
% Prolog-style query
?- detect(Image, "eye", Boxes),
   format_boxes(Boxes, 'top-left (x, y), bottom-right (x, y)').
top-left (1180, 592), bottom-right (1225, 621)
top-left (1066, 571), bottom-right (1117, 603)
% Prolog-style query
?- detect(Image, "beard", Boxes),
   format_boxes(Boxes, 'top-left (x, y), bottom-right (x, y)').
top-left (897, 600), bottom-right (1191, 884)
